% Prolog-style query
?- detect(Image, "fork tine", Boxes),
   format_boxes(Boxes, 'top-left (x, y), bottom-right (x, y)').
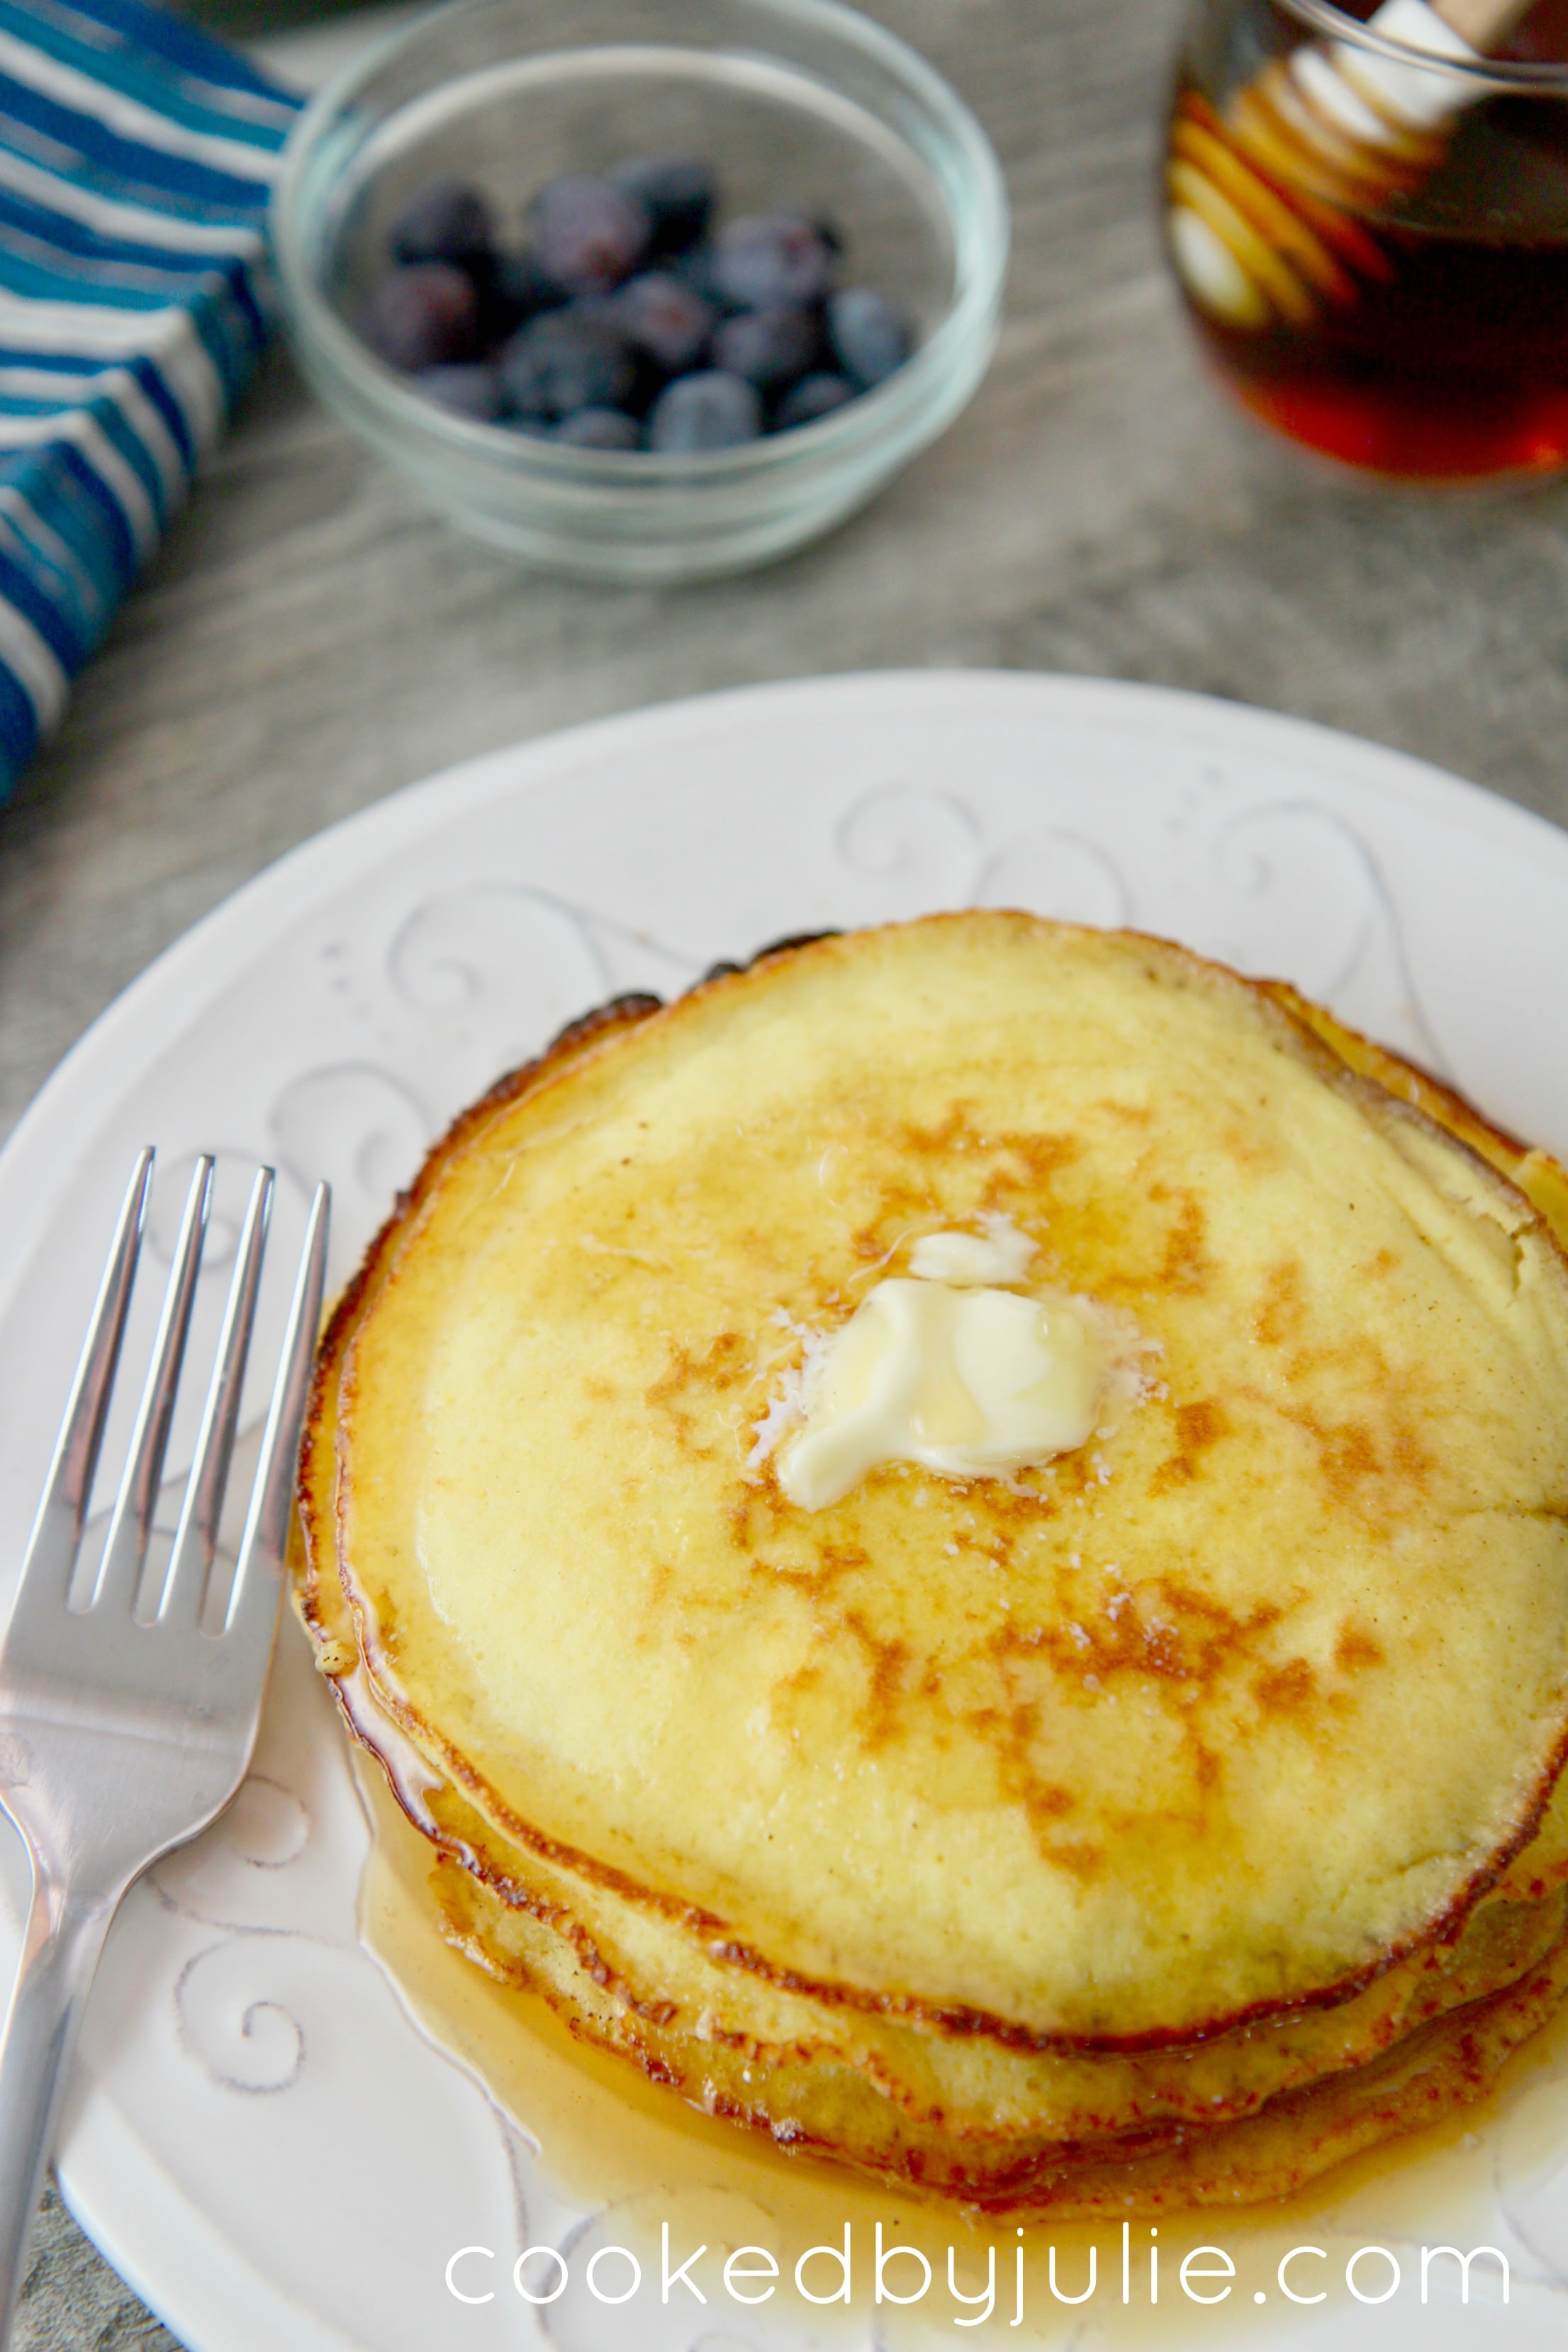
top-left (155, 1167), bottom-right (274, 1629)
top-left (11, 1150), bottom-right (155, 1622)
top-left (91, 1157), bottom-right (213, 1616)
top-left (221, 1182), bottom-right (329, 1642)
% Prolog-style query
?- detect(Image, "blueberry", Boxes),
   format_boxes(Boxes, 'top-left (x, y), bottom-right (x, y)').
top-left (360, 264), bottom-right (481, 371)
top-left (612, 271), bottom-right (714, 374)
top-left (556, 406), bottom-right (641, 449)
top-left (611, 155), bottom-right (715, 254)
top-left (773, 370), bottom-right (856, 430)
top-left (482, 248), bottom-right (569, 342)
top-left (529, 174), bottom-right (651, 296)
top-left (388, 176), bottom-right (495, 273)
top-left (712, 213), bottom-right (836, 310)
top-left (669, 241), bottom-right (728, 310)
top-left (416, 362), bottom-right (503, 420)
top-left (828, 286), bottom-right (914, 388)
top-left (499, 308), bottom-right (638, 421)
top-left (712, 302), bottom-right (819, 392)
top-left (646, 369), bottom-right (762, 452)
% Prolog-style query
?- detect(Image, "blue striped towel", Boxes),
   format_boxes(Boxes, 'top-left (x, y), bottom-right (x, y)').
top-left (0, 0), bottom-right (299, 800)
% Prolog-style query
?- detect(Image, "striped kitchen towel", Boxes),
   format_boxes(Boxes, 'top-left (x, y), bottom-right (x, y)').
top-left (0, 0), bottom-right (299, 800)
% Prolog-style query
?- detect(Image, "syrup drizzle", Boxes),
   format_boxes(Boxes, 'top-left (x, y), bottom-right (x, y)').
top-left (356, 1759), bottom-right (1568, 2342)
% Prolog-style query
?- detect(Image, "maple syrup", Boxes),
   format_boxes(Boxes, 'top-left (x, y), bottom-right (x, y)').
top-left (355, 1758), bottom-right (1568, 2343)
top-left (1167, 1), bottom-right (1568, 479)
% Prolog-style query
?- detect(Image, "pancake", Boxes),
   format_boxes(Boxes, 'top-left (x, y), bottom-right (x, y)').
top-left (423, 1829), bottom-right (1568, 2214)
top-left (297, 912), bottom-right (1568, 2207)
top-left (306, 1493), bottom-right (1568, 2162)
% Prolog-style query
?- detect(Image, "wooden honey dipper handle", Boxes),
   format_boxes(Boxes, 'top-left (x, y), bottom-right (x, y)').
top-left (1426, 0), bottom-right (1534, 53)
top-left (1165, 0), bottom-right (1545, 330)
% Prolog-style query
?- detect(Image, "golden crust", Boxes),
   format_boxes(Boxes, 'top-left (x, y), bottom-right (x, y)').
top-left (423, 1834), bottom-right (1568, 2216)
top-left (296, 914), bottom-right (1568, 2206)
top-left (302, 1472), bottom-right (1568, 2151)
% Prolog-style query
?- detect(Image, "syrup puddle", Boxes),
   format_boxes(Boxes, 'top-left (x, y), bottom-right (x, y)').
top-left (355, 1759), bottom-right (1568, 2345)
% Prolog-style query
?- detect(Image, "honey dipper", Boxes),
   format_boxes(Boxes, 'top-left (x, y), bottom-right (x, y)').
top-left (1167, 0), bottom-right (1538, 329)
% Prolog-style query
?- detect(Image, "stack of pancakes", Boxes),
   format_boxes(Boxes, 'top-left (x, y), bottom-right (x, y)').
top-left (298, 914), bottom-right (1568, 2212)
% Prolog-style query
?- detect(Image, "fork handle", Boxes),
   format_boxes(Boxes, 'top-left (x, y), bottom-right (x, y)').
top-left (0, 1862), bottom-right (117, 2346)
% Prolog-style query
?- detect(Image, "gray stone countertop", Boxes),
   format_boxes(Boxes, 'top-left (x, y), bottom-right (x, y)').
top-left (4, 0), bottom-right (1568, 2340)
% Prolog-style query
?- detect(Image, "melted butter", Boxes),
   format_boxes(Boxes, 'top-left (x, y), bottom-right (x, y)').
top-left (356, 1752), bottom-right (1568, 2347)
top-left (777, 1275), bottom-right (1110, 1511)
top-left (909, 1217), bottom-right (1038, 1286)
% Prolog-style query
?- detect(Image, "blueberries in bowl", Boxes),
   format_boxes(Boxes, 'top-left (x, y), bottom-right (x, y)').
top-left (612, 272), bottom-right (715, 374)
top-left (356, 155), bottom-right (917, 452)
top-left (485, 250), bottom-right (568, 340)
top-left (775, 371), bottom-right (856, 430)
top-left (713, 303), bottom-right (819, 393)
top-left (361, 263), bottom-right (483, 370)
top-left (417, 361), bottom-right (505, 420)
top-left (711, 213), bottom-right (837, 309)
top-left (528, 174), bottom-right (651, 296)
top-left (389, 176), bottom-right (496, 272)
top-left (647, 371), bottom-right (762, 452)
top-left (555, 406), bottom-right (642, 449)
top-left (500, 309), bottom-right (639, 423)
top-left (829, 286), bottom-right (914, 388)
top-left (612, 155), bottom-right (716, 255)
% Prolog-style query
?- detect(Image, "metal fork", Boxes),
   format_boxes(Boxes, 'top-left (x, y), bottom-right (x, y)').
top-left (0, 1148), bottom-right (328, 2343)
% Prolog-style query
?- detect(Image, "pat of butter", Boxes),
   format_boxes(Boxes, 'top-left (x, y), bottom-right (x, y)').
top-left (778, 1276), bottom-right (1109, 1511)
top-left (909, 1219), bottom-right (1036, 1286)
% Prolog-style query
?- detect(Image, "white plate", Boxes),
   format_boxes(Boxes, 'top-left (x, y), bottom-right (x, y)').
top-left (3, 670), bottom-right (1568, 2352)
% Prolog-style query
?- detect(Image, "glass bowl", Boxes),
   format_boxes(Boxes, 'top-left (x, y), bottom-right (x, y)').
top-left (271, 0), bottom-right (1009, 581)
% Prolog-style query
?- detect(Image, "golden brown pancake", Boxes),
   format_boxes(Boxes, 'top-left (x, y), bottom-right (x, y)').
top-left (422, 1830), bottom-right (1568, 2214)
top-left (297, 914), bottom-right (1568, 2207)
top-left (305, 1438), bottom-right (1568, 2173)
